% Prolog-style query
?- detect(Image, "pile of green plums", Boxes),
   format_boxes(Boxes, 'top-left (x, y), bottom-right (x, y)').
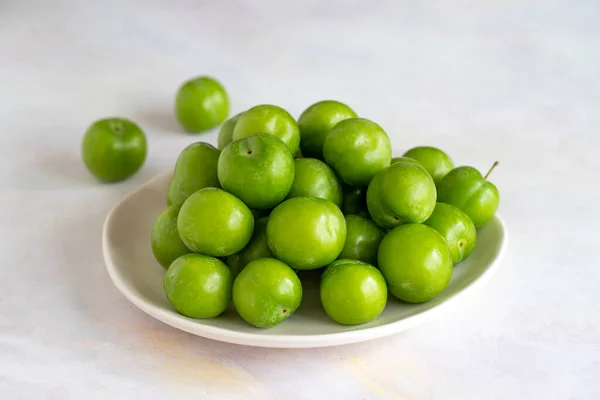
top-left (149, 88), bottom-right (500, 328)
top-left (81, 74), bottom-right (500, 328)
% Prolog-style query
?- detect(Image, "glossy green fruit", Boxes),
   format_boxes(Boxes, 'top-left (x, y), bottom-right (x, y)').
top-left (226, 217), bottom-right (273, 278)
top-left (424, 203), bottom-right (476, 265)
top-left (175, 76), bottom-right (229, 133)
top-left (177, 188), bottom-right (254, 256)
top-left (81, 117), bottom-right (147, 182)
top-left (286, 158), bottom-right (343, 207)
top-left (341, 185), bottom-right (368, 216)
top-left (267, 197), bottom-right (346, 270)
top-left (323, 118), bottom-right (391, 187)
top-left (403, 146), bottom-right (453, 185)
top-left (164, 254), bottom-right (232, 318)
top-left (297, 100), bottom-right (357, 159)
top-left (233, 258), bottom-right (302, 328)
top-left (437, 162), bottom-right (500, 228)
top-left (167, 142), bottom-right (221, 207)
top-left (151, 205), bottom-right (191, 268)
top-left (338, 215), bottom-right (385, 265)
top-left (378, 224), bottom-right (452, 303)
top-left (217, 112), bottom-right (242, 150)
top-left (366, 162), bottom-right (437, 229)
top-left (218, 133), bottom-right (295, 210)
top-left (232, 104), bottom-right (300, 155)
top-left (320, 259), bottom-right (387, 325)
top-left (391, 156), bottom-right (421, 166)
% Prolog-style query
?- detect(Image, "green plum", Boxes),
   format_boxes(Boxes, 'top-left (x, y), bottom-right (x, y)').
top-left (378, 224), bottom-right (452, 303)
top-left (341, 185), bottom-right (368, 216)
top-left (151, 205), bottom-right (191, 268)
top-left (424, 203), bottom-right (476, 265)
top-left (217, 112), bottom-right (242, 150)
top-left (218, 133), bottom-right (295, 209)
top-left (403, 146), bottom-right (453, 185)
top-left (175, 76), bottom-right (229, 133)
top-left (81, 117), bottom-right (147, 182)
top-left (320, 259), bottom-right (387, 325)
top-left (391, 156), bottom-right (422, 166)
top-left (286, 158), bottom-right (343, 207)
top-left (232, 104), bottom-right (300, 155)
top-left (177, 188), bottom-right (254, 256)
top-left (297, 100), bottom-right (357, 159)
top-left (267, 197), bottom-right (346, 270)
top-left (233, 258), bottom-right (302, 328)
top-left (226, 217), bottom-right (273, 278)
top-left (338, 215), bottom-right (385, 265)
top-left (437, 162), bottom-right (500, 228)
top-left (167, 142), bottom-right (220, 207)
top-left (366, 162), bottom-right (437, 229)
top-left (323, 118), bottom-right (391, 187)
top-left (164, 254), bottom-right (232, 318)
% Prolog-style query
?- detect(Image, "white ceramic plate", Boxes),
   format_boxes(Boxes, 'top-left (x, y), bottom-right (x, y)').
top-left (103, 169), bottom-right (507, 348)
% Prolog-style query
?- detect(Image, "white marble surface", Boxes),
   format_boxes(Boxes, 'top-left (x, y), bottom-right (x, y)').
top-left (1, 1), bottom-right (599, 399)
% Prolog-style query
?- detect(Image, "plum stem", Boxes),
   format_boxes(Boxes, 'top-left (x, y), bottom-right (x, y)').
top-left (484, 161), bottom-right (499, 180)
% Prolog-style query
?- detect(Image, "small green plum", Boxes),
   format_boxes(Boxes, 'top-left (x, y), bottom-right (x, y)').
top-left (437, 162), bottom-right (500, 228)
top-left (403, 146), bottom-right (453, 185)
top-left (217, 112), bottom-right (242, 150)
top-left (232, 104), bottom-right (300, 154)
top-left (175, 76), bottom-right (229, 133)
top-left (233, 258), bottom-right (302, 328)
top-left (164, 254), bottom-right (232, 318)
top-left (151, 205), bottom-right (191, 268)
top-left (424, 203), bottom-right (476, 265)
top-left (167, 142), bottom-right (221, 207)
top-left (338, 215), bottom-right (385, 265)
top-left (323, 118), bottom-right (392, 187)
top-left (267, 197), bottom-right (346, 270)
top-left (320, 259), bottom-right (387, 325)
top-left (378, 224), bottom-right (453, 303)
top-left (366, 162), bottom-right (437, 230)
top-left (81, 117), bottom-right (147, 182)
top-left (297, 100), bottom-right (357, 159)
top-left (177, 188), bottom-right (254, 257)
top-left (286, 158), bottom-right (343, 207)
top-left (226, 217), bottom-right (273, 278)
top-left (218, 133), bottom-right (295, 210)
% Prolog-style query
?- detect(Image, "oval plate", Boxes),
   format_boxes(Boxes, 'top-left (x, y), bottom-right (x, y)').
top-left (103, 169), bottom-right (507, 348)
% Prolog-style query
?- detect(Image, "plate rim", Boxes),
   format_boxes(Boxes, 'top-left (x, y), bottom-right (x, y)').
top-left (102, 169), bottom-right (508, 348)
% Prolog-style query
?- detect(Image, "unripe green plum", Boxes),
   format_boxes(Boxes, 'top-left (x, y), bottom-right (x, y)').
top-left (267, 197), bottom-right (346, 270)
top-left (366, 162), bottom-right (437, 230)
top-left (177, 188), bottom-right (254, 257)
top-left (437, 162), bottom-right (500, 228)
top-left (218, 133), bottom-right (295, 210)
top-left (320, 259), bottom-right (387, 325)
top-left (233, 258), bottom-right (302, 328)
top-left (323, 118), bottom-right (391, 187)
top-left (378, 224), bottom-right (452, 303)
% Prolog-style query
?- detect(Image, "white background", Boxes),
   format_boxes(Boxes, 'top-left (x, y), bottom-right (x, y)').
top-left (1, 1), bottom-right (599, 399)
